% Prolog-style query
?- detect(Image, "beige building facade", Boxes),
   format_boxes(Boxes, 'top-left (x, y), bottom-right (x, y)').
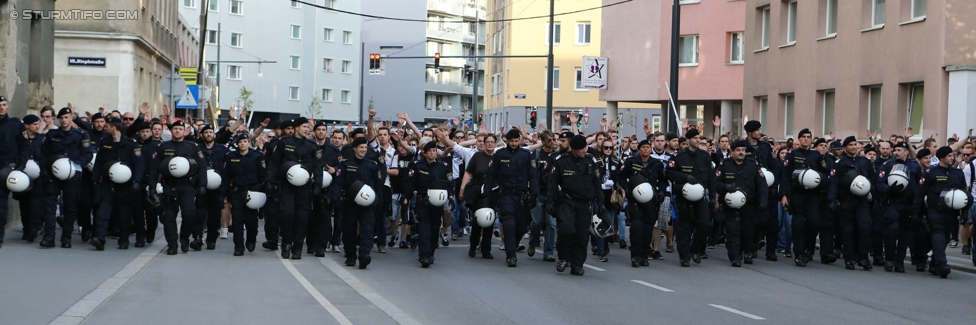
top-left (744, 0), bottom-right (976, 140)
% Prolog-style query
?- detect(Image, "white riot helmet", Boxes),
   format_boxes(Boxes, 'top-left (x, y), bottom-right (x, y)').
top-left (320, 170), bottom-right (333, 189)
top-left (168, 157), bottom-right (191, 178)
top-left (589, 213), bottom-right (614, 237)
top-left (23, 159), bottom-right (41, 180)
top-left (941, 189), bottom-right (969, 210)
top-left (427, 189), bottom-right (449, 207)
top-left (475, 208), bottom-right (496, 228)
top-left (286, 164), bottom-right (311, 186)
top-left (108, 162), bottom-right (133, 184)
top-left (5, 170), bottom-right (31, 193)
top-left (887, 165), bottom-right (910, 191)
top-left (51, 157), bottom-right (79, 181)
top-left (724, 190), bottom-right (747, 209)
top-left (86, 153), bottom-right (97, 171)
top-left (761, 167), bottom-right (775, 188)
top-left (793, 169), bottom-right (822, 190)
top-left (206, 169), bottom-right (222, 190)
top-left (350, 181), bottom-right (376, 207)
top-left (682, 183), bottom-right (706, 202)
top-left (629, 175), bottom-right (654, 204)
top-left (849, 175), bottom-right (871, 196)
top-left (246, 191), bottom-right (267, 209)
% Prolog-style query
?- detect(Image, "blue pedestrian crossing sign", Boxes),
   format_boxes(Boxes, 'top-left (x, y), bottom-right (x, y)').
top-left (175, 85), bottom-right (199, 108)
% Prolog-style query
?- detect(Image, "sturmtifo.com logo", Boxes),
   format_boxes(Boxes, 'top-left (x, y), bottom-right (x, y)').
top-left (9, 9), bottom-right (139, 20)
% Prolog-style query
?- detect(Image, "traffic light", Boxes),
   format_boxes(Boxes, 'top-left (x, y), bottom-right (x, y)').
top-left (464, 64), bottom-right (472, 80)
top-left (434, 53), bottom-right (441, 69)
top-left (529, 111), bottom-right (537, 129)
top-left (477, 113), bottom-right (483, 122)
top-left (369, 54), bottom-right (381, 72)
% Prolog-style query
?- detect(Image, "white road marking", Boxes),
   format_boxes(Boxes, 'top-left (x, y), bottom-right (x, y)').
top-left (947, 256), bottom-right (971, 262)
top-left (709, 304), bottom-right (766, 320)
top-left (50, 248), bottom-right (163, 325)
top-left (319, 257), bottom-right (422, 325)
top-left (583, 264), bottom-right (606, 272)
top-left (631, 280), bottom-right (674, 292)
top-left (280, 259), bottom-right (353, 325)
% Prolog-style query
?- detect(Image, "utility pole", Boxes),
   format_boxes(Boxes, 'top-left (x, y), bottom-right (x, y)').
top-left (472, 10), bottom-right (480, 124)
top-left (667, 0), bottom-right (680, 132)
top-left (545, 0), bottom-right (555, 130)
top-left (216, 22), bottom-right (221, 120)
top-left (196, 0), bottom-right (211, 120)
top-left (359, 42), bottom-right (365, 124)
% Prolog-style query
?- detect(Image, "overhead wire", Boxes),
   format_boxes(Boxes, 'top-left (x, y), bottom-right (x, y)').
top-left (289, 0), bottom-right (634, 23)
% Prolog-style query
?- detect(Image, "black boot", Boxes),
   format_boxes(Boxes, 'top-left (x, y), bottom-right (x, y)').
top-left (180, 238), bottom-right (190, 252)
top-left (118, 239), bottom-right (129, 250)
top-left (557, 260), bottom-right (568, 272)
top-left (190, 238), bottom-right (203, 251)
top-left (884, 261), bottom-right (895, 272)
top-left (262, 241), bottom-right (278, 251)
top-left (246, 240), bottom-right (256, 252)
top-left (134, 237), bottom-right (146, 248)
top-left (359, 255), bottom-right (371, 269)
top-left (91, 237), bottom-right (106, 251)
top-left (206, 241), bottom-right (216, 250)
top-left (281, 244), bottom-right (293, 259)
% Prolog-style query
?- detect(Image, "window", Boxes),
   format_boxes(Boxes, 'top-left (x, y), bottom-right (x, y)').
top-left (325, 0), bottom-right (336, 9)
top-left (228, 65), bottom-right (241, 80)
top-left (342, 31), bottom-right (352, 44)
top-left (545, 22), bottom-right (561, 45)
top-left (209, 0), bottom-right (218, 11)
top-left (291, 0), bottom-right (301, 8)
top-left (575, 68), bottom-right (587, 91)
top-left (341, 90), bottom-right (351, 104)
top-left (678, 35), bottom-right (699, 66)
top-left (825, 0), bottom-right (838, 35)
top-left (784, 94), bottom-right (795, 137)
top-left (323, 58), bottom-right (333, 72)
top-left (491, 73), bottom-right (500, 95)
top-left (230, 33), bottom-right (242, 47)
top-left (822, 90), bottom-right (835, 133)
top-left (868, 86), bottom-right (882, 131)
top-left (758, 97), bottom-right (769, 128)
top-left (289, 87), bottom-right (300, 101)
top-left (230, 1), bottom-right (243, 15)
top-left (786, 1), bottom-right (797, 44)
top-left (872, 0), bottom-right (885, 27)
top-left (760, 7), bottom-right (771, 49)
top-left (206, 30), bottom-right (217, 45)
top-left (323, 28), bottom-right (334, 42)
top-left (679, 0), bottom-right (701, 3)
top-left (183, 0), bottom-right (195, 8)
top-left (291, 25), bottom-right (301, 39)
top-left (908, 84), bottom-right (924, 131)
top-left (730, 32), bottom-right (744, 63)
top-left (546, 68), bottom-right (560, 90)
top-left (290, 56), bottom-right (300, 70)
top-left (321, 89), bottom-right (333, 102)
top-left (341, 60), bottom-right (351, 73)
top-left (576, 22), bottom-right (591, 45)
top-left (206, 63), bottom-right (217, 78)
top-left (911, 0), bottom-right (927, 19)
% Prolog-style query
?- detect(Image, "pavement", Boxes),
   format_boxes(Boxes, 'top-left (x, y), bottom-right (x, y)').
top-left (1, 224), bottom-right (974, 325)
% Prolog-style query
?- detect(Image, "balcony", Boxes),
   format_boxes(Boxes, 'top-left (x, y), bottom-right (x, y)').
top-left (425, 80), bottom-right (463, 94)
top-left (427, 27), bottom-right (463, 42)
top-left (428, 0), bottom-right (462, 16)
top-left (462, 6), bottom-right (486, 19)
top-left (461, 84), bottom-right (484, 96)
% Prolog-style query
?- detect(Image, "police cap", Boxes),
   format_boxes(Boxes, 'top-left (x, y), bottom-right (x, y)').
top-left (57, 107), bottom-right (73, 117)
top-left (936, 146), bottom-right (953, 159)
top-left (570, 135), bottom-right (587, 150)
top-left (505, 129), bottom-right (521, 139)
top-left (22, 114), bottom-right (40, 124)
top-left (730, 140), bottom-right (747, 150)
top-left (744, 120), bottom-right (761, 133)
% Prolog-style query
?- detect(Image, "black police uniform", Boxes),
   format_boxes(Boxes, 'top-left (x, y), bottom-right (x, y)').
top-left (91, 135), bottom-right (145, 249)
top-left (196, 140), bottom-right (230, 248)
top-left (308, 139), bottom-right (341, 256)
top-left (616, 153), bottom-right (668, 265)
top-left (75, 118), bottom-right (106, 242)
top-left (666, 147), bottom-right (717, 266)
top-left (136, 136), bottom-right (161, 244)
top-left (744, 139), bottom-right (781, 260)
top-left (342, 140), bottom-right (388, 251)
top-left (148, 135), bottom-right (207, 255)
top-left (716, 156), bottom-right (768, 266)
top-left (484, 143), bottom-right (539, 266)
top-left (41, 117), bottom-right (94, 247)
top-left (14, 124), bottom-right (42, 244)
top-left (261, 136), bottom-right (283, 249)
top-left (915, 164), bottom-right (972, 277)
top-left (876, 158), bottom-right (922, 272)
top-left (223, 146), bottom-right (267, 255)
top-left (331, 152), bottom-right (383, 268)
top-left (548, 151), bottom-right (603, 275)
top-left (780, 146), bottom-right (832, 266)
top-left (267, 133), bottom-right (321, 259)
top-left (405, 154), bottom-right (453, 266)
top-left (870, 154), bottom-right (895, 263)
top-left (828, 153), bottom-right (878, 269)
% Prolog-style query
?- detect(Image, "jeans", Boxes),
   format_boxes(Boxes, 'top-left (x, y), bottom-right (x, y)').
top-left (777, 203), bottom-right (793, 251)
top-left (451, 197), bottom-right (467, 236)
top-left (528, 195), bottom-right (556, 256)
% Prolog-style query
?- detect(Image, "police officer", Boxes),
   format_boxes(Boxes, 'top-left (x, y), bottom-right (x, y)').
top-left (90, 117), bottom-right (145, 250)
top-left (869, 142), bottom-right (892, 265)
top-left (332, 137), bottom-right (383, 269)
top-left (666, 129), bottom-right (717, 267)
top-left (915, 146), bottom-right (972, 278)
top-left (42, 107), bottom-right (94, 248)
top-left (0, 95), bottom-right (27, 248)
top-left (717, 140), bottom-right (768, 267)
top-left (484, 129), bottom-right (540, 267)
top-left (781, 129), bottom-right (833, 266)
top-left (148, 120), bottom-right (207, 255)
top-left (341, 127), bottom-right (387, 253)
top-left (742, 121), bottom-right (781, 261)
top-left (224, 134), bottom-right (267, 256)
top-left (194, 124), bottom-right (230, 250)
top-left (133, 122), bottom-right (160, 245)
top-left (406, 141), bottom-right (453, 268)
top-left (267, 117), bottom-right (320, 260)
top-left (308, 121), bottom-right (341, 257)
top-left (77, 113), bottom-right (108, 242)
top-left (548, 135), bottom-right (604, 275)
top-left (15, 114), bottom-right (42, 245)
top-left (828, 136), bottom-right (878, 270)
top-left (876, 141), bottom-right (921, 273)
top-left (261, 120), bottom-right (293, 251)
top-left (616, 139), bottom-right (668, 267)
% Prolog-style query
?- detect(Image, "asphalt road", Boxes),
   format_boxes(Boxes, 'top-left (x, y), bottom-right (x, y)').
top-left (1, 224), bottom-right (973, 325)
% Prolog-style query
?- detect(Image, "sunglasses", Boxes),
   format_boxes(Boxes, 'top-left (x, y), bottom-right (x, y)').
top-left (603, 146), bottom-right (613, 150)
top-left (455, 136), bottom-right (464, 139)
top-left (124, 117), bottom-right (135, 121)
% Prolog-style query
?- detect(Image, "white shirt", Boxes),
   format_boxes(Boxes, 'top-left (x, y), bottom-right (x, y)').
top-left (964, 159), bottom-right (976, 198)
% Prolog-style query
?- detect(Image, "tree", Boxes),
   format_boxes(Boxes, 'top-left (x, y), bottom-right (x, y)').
top-left (238, 86), bottom-right (254, 110)
top-left (306, 96), bottom-right (323, 119)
